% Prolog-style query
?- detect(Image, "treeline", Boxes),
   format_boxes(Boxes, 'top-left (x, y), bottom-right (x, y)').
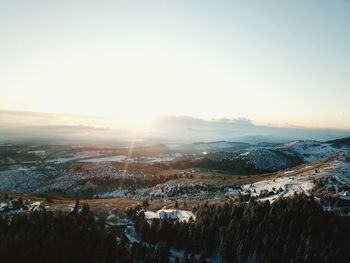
top-left (132, 194), bottom-right (350, 262)
top-left (49, 176), bottom-right (170, 199)
top-left (0, 203), bottom-right (194, 263)
top-left (0, 206), bottom-right (130, 263)
top-left (172, 158), bottom-right (264, 174)
top-left (2, 195), bottom-right (349, 263)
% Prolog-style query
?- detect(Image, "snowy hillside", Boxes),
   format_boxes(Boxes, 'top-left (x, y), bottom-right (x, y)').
top-left (237, 148), bottom-right (301, 170)
top-left (145, 209), bottom-right (195, 222)
top-left (237, 140), bottom-right (346, 171)
top-left (276, 140), bottom-right (342, 162)
top-left (205, 139), bottom-right (346, 172)
top-left (181, 141), bottom-right (250, 153)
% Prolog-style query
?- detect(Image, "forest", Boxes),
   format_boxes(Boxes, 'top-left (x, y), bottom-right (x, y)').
top-left (130, 194), bottom-right (350, 262)
top-left (1, 194), bottom-right (349, 262)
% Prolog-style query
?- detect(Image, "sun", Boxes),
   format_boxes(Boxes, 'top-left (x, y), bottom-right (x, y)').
top-left (122, 114), bottom-right (154, 129)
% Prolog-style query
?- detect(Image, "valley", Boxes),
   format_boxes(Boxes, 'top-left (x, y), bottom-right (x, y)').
top-left (1, 138), bottom-right (349, 215)
top-left (1, 138), bottom-right (350, 262)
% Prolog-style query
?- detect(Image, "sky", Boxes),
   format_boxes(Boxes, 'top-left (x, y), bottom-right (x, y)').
top-left (1, 0), bottom-right (350, 129)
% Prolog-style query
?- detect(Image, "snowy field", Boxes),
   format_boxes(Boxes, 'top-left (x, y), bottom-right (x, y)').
top-left (27, 150), bottom-right (47, 157)
top-left (142, 182), bottom-right (228, 200)
top-left (320, 155), bottom-right (350, 201)
top-left (47, 151), bottom-right (104, 163)
top-left (0, 162), bottom-right (145, 194)
top-left (0, 166), bottom-right (46, 192)
top-left (276, 140), bottom-right (343, 162)
top-left (133, 154), bottom-right (179, 163)
top-left (241, 174), bottom-right (315, 202)
top-left (94, 187), bottom-right (145, 198)
top-left (145, 209), bottom-right (195, 222)
top-left (323, 156), bottom-right (350, 186)
top-left (80, 153), bottom-right (181, 163)
top-left (81, 155), bottom-right (127, 162)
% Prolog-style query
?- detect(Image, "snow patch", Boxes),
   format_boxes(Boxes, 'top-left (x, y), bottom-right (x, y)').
top-left (81, 155), bottom-right (127, 163)
top-left (144, 209), bottom-right (195, 222)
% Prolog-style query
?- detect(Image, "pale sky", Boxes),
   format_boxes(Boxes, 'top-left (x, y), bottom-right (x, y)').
top-left (1, 0), bottom-right (350, 129)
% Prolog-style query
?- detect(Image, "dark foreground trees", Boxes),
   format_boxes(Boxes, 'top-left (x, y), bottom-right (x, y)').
top-left (0, 207), bottom-right (174, 263)
top-left (0, 209), bottom-right (129, 263)
top-left (134, 194), bottom-right (350, 263)
top-left (2, 194), bottom-right (350, 263)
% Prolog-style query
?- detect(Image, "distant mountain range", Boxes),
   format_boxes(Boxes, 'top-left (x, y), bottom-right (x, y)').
top-left (1, 109), bottom-right (350, 144)
top-left (193, 138), bottom-right (350, 173)
top-left (327, 137), bottom-right (350, 146)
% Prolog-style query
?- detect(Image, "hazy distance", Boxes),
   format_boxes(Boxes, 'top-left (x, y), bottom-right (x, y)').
top-left (1, 109), bottom-right (349, 145)
top-left (1, 1), bottom-right (350, 130)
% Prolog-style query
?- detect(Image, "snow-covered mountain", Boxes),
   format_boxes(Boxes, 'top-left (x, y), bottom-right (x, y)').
top-left (179, 141), bottom-right (250, 153)
top-left (275, 140), bottom-right (342, 162)
top-left (236, 148), bottom-right (301, 170)
top-left (207, 139), bottom-right (348, 172)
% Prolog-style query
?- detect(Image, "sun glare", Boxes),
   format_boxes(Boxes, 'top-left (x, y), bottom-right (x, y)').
top-left (121, 114), bottom-right (154, 129)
